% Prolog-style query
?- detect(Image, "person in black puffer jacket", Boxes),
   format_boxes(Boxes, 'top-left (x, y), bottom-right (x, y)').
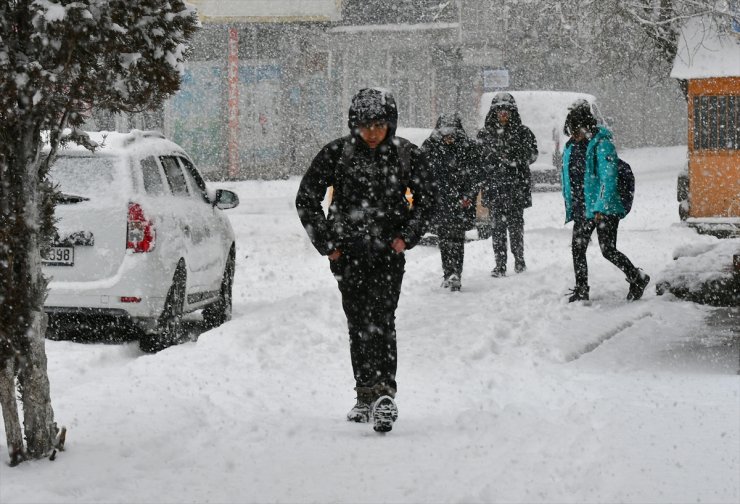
top-left (295, 88), bottom-right (433, 433)
top-left (477, 92), bottom-right (537, 277)
top-left (421, 113), bottom-right (481, 291)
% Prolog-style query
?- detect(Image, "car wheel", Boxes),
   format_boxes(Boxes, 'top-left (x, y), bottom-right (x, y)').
top-left (203, 251), bottom-right (234, 329)
top-left (678, 200), bottom-right (689, 221)
top-left (140, 264), bottom-right (186, 353)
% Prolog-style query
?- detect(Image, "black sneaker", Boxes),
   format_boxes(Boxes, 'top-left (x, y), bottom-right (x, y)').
top-left (372, 396), bottom-right (398, 433)
top-left (347, 400), bottom-right (371, 423)
top-left (449, 274), bottom-right (461, 292)
top-left (514, 262), bottom-right (526, 274)
top-left (491, 268), bottom-right (506, 278)
top-left (567, 285), bottom-right (590, 302)
top-left (627, 270), bottom-right (650, 301)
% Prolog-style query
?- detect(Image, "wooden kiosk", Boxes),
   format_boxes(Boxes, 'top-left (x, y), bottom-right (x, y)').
top-left (671, 16), bottom-right (740, 235)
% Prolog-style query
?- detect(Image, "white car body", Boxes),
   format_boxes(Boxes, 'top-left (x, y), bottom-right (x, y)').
top-left (477, 90), bottom-right (608, 190)
top-left (43, 130), bottom-right (237, 346)
top-left (395, 127), bottom-right (433, 148)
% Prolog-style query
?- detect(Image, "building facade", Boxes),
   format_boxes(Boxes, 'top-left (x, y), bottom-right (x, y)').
top-left (126, 0), bottom-right (688, 179)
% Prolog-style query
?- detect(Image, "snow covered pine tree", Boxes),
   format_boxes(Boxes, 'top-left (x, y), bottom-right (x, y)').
top-left (0, 0), bottom-right (198, 466)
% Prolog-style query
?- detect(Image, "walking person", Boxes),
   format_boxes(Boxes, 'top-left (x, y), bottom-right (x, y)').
top-left (295, 88), bottom-right (433, 433)
top-left (477, 92), bottom-right (538, 277)
top-left (421, 113), bottom-right (480, 291)
top-left (561, 100), bottom-right (650, 302)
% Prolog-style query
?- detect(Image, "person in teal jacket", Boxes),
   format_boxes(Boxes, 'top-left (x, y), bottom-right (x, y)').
top-left (561, 100), bottom-right (650, 302)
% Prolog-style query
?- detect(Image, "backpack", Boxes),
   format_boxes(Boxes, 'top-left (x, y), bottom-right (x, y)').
top-left (616, 158), bottom-right (635, 216)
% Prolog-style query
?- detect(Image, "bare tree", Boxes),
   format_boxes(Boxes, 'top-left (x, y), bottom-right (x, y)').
top-left (0, 0), bottom-right (198, 466)
top-left (503, 0), bottom-right (734, 98)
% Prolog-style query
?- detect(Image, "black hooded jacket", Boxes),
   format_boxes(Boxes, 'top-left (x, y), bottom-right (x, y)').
top-left (477, 98), bottom-right (538, 210)
top-left (295, 89), bottom-right (433, 256)
top-left (421, 114), bottom-right (481, 232)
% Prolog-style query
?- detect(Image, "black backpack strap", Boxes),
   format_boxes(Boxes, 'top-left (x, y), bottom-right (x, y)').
top-left (340, 137), bottom-right (354, 170)
top-left (332, 137), bottom-right (354, 201)
top-left (397, 140), bottom-right (411, 178)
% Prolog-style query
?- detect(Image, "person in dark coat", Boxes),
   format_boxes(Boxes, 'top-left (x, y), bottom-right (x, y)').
top-left (477, 92), bottom-right (538, 277)
top-left (295, 88), bottom-right (433, 433)
top-left (421, 113), bottom-right (480, 291)
top-left (561, 100), bottom-right (650, 302)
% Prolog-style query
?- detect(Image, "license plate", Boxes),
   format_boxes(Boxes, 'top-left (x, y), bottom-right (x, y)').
top-left (42, 246), bottom-right (74, 266)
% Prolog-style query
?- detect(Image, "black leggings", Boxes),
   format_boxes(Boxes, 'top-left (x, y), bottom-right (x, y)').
top-left (491, 206), bottom-right (524, 270)
top-left (330, 249), bottom-right (404, 395)
top-left (439, 227), bottom-right (465, 278)
top-left (572, 216), bottom-right (638, 287)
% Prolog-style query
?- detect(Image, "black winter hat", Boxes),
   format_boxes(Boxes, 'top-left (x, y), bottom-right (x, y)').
top-left (489, 92), bottom-right (517, 111)
top-left (435, 112), bottom-right (464, 136)
top-left (564, 100), bottom-right (597, 136)
top-left (347, 88), bottom-right (398, 132)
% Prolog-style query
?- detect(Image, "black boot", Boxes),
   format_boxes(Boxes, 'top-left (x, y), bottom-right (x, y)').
top-left (448, 274), bottom-right (461, 292)
top-left (567, 285), bottom-right (590, 303)
top-left (347, 387), bottom-right (374, 423)
top-left (627, 270), bottom-right (650, 301)
top-left (372, 395), bottom-right (398, 433)
top-left (491, 267), bottom-right (506, 278)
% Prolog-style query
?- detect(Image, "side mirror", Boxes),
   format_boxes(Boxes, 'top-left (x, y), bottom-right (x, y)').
top-left (214, 189), bottom-right (239, 210)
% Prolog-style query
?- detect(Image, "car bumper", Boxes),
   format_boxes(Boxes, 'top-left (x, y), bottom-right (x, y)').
top-left (44, 292), bottom-right (166, 320)
top-left (44, 254), bottom-right (172, 321)
top-left (531, 168), bottom-right (561, 191)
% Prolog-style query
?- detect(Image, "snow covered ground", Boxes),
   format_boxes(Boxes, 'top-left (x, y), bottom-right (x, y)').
top-left (2, 145), bottom-right (738, 504)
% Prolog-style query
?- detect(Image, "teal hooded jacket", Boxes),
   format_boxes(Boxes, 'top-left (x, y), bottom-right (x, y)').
top-left (561, 126), bottom-right (626, 223)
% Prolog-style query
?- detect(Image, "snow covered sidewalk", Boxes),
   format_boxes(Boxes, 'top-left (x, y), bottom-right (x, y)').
top-left (1, 146), bottom-right (738, 504)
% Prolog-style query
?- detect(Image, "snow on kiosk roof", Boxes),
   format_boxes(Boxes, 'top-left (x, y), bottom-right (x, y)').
top-left (670, 16), bottom-right (740, 79)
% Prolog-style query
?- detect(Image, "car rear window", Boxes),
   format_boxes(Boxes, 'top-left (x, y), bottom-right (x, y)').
top-left (49, 155), bottom-right (123, 199)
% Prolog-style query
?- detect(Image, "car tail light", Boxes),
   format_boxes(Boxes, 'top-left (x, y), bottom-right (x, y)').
top-left (127, 203), bottom-right (156, 253)
top-left (120, 296), bottom-right (142, 303)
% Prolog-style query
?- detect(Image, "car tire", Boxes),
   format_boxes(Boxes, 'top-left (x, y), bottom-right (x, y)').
top-left (140, 263), bottom-right (186, 353)
top-left (203, 250), bottom-right (235, 329)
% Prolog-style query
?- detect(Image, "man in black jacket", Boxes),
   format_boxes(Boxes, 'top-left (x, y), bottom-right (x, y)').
top-left (422, 113), bottom-right (480, 291)
top-left (477, 92), bottom-right (537, 277)
top-left (295, 88), bottom-right (433, 433)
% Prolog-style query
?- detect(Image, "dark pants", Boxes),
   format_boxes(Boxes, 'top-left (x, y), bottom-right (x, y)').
top-left (572, 215), bottom-right (638, 287)
top-left (439, 227), bottom-right (465, 278)
top-left (330, 247), bottom-right (404, 396)
top-left (490, 206), bottom-right (525, 271)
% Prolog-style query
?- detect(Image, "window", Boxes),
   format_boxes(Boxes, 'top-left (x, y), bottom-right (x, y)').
top-left (178, 157), bottom-right (210, 204)
top-left (50, 156), bottom-right (120, 199)
top-left (141, 156), bottom-right (165, 195)
top-left (160, 156), bottom-right (189, 196)
top-left (693, 95), bottom-right (740, 150)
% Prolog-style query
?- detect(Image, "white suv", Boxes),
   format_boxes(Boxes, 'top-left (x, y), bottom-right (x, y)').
top-left (43, 130), bottom-right (239, 352)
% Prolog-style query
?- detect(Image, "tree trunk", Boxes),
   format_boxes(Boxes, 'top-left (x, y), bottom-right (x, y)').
top-left (0, 360), bottom-right (24, 465)
top-left (0, 123), bottom-right (60, 463)
top-left (18, 310), bottom-right (58, 458)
